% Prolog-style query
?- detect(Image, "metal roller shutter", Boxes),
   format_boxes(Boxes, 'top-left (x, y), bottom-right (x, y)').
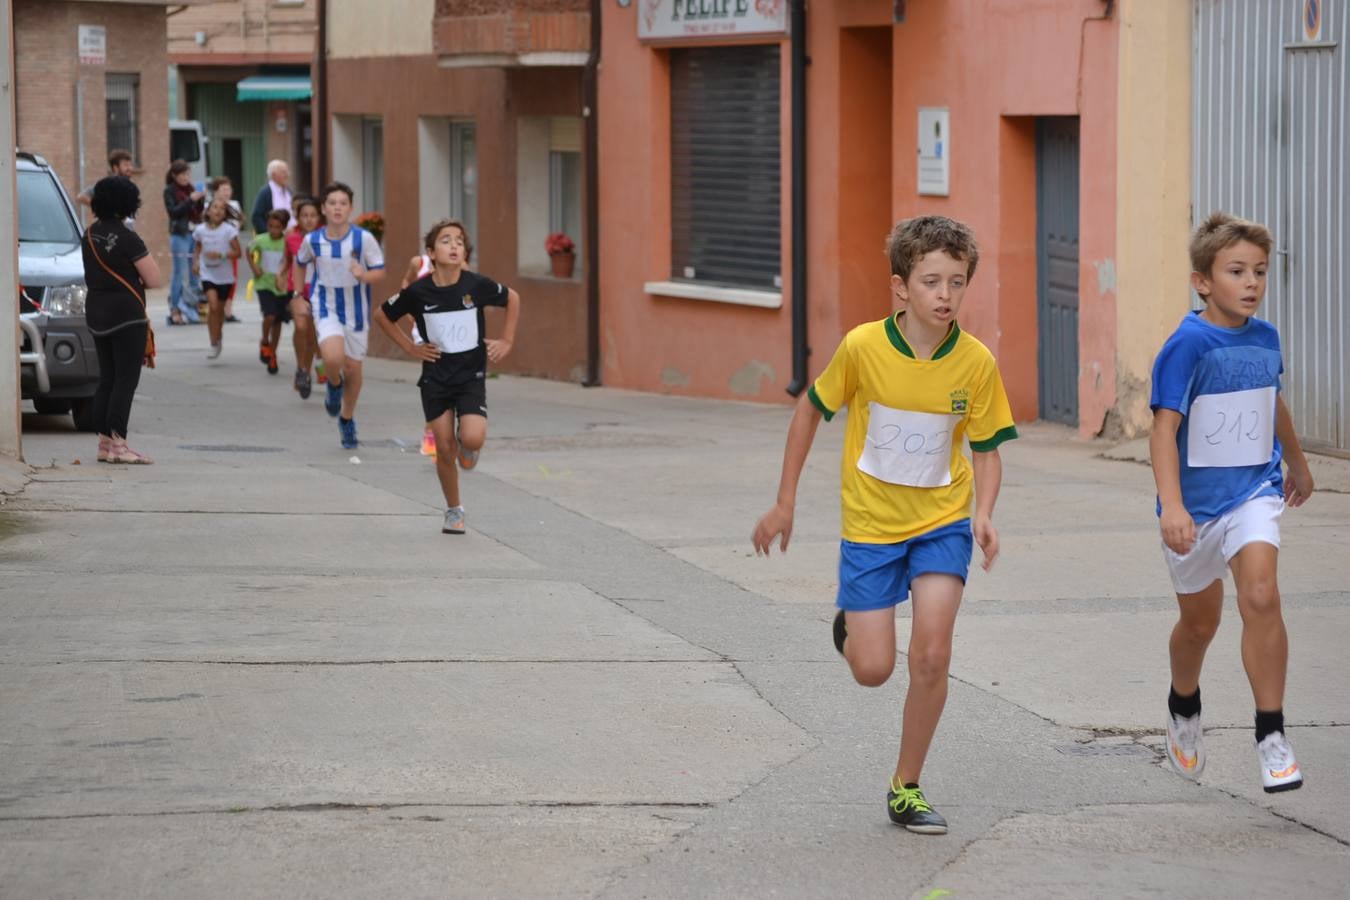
top-left (671, 45), bottom-right (781, 290)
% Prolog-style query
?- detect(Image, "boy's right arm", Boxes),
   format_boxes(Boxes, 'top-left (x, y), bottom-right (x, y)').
top-left (752, 392), bottom-right (824, 555)
top-left (1150, 408), bottom-right (1195, 554)
top-left (373, 305), bottom-right (441, 362)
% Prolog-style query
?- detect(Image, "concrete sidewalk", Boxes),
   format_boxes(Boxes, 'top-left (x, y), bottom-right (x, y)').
top-left (3, 298), bottom-right (1348, 898)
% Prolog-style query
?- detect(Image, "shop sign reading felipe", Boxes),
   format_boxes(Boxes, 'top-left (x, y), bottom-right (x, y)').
top-left (639, 0), bottom-right (788, 40)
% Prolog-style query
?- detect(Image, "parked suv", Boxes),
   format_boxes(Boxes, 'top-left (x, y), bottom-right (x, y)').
top-left (17, 151), bottom-right (99, 431)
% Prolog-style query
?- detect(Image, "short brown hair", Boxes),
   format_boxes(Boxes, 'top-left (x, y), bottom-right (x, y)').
top-left (423, 218), bottom-right (473, 263)
top-left (321, 180), bottom-right (354, 203)
top-left (266, 208), bottom-right (290, 227)
top-left (886, 216), bottom-right (980, 282)
top-left (208, 175), bottom-right (232, 192)
top-left (107, 149), bottom-right (132, 170)
top-left (1189, 211), bottom-right (1273, 276)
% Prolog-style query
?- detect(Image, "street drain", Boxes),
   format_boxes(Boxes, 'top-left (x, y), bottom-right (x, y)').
top-left (1055, 743), bottom-right (1156, 758)
top-left (179, 444), bottom-right (286, 453)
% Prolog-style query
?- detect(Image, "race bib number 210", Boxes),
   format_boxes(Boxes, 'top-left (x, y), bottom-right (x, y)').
top-left (856, 403), bottom-right (960, 488)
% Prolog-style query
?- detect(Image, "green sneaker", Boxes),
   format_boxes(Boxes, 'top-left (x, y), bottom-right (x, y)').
top-left (887, 778), bottom-right (948, 835)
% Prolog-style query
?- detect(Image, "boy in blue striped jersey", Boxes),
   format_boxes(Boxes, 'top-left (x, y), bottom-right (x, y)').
top-left (295, 181), bottom-right (386, 449)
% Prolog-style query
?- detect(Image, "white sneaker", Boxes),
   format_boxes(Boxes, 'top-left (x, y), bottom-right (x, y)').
top-left (206, 343), bottom-right (222, 359)
top-left (1257, 731), bottom-right (1303, 793)
top-left (442, 506), bottom-right (465, 535)
top-left (1166, 712), bottom-right (1206, 780)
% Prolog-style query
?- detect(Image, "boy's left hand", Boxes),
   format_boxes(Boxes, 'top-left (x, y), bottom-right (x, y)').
top-left (486, 338), bottom-right (513, 362)
top-left (973, 514), bottom-right (999, 571)
top-left (1285, 463), bottom-right (1314, 507)
top-left (349, 260), bottom-right (365, 279)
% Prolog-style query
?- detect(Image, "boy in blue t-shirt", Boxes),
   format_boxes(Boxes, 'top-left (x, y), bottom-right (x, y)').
top-left (1149, 212), bottom-right (1314, 794)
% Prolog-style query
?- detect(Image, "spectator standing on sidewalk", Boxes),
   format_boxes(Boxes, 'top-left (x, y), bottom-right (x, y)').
top-left (251, 160), bottom-right (294, 234)
top-left (83, 176), bottom-right (162, 464)
top-left (76, 149), bottom-right (136, 228)
top-left (162, 160), bottom-right (204, 325)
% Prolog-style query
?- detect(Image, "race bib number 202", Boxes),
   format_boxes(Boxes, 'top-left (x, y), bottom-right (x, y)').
top-left (856, 403), bottom-right (960, 488)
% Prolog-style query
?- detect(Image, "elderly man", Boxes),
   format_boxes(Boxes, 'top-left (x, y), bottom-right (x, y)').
top-left (251, 159), bottom-right (294, 233)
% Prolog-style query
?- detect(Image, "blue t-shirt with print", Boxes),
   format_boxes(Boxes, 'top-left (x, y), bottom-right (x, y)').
top-left (1150, 311), bottom-right (1284, 523)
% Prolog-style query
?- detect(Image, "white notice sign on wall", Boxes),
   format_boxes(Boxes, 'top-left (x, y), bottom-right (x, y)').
top-left (78, 25), bottom-right (106, 66)
top-left (917, 107), bottom-right (950, 197)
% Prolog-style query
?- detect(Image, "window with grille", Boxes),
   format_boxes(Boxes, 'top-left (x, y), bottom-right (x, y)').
top-left (105, 74), bottom-right (139, 162)
top-left (670, 45), bottom-right (781, 291)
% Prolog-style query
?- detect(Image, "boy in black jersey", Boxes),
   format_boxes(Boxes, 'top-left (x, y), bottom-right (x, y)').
top-left (375, 219), bottom-right (521, 534)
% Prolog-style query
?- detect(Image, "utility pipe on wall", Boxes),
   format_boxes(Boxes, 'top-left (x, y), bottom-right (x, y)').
top-left (785, 0), bottom-right (808, 396)
top-left (582, 0), bottom-right (601, 386)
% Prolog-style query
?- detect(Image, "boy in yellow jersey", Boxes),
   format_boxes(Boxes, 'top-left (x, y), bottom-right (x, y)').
top-left (753, 215), bottom-right (1017, 835)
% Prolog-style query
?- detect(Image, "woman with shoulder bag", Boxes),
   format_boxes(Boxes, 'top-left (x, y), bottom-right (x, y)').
top-left (85, 176), bottom-right (162, 464)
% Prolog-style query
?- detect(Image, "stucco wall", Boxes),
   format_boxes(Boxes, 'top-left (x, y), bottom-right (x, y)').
top-left (1113, 0), bottom-right (1193, 437)
top-left (328, 0), bottom-right (434, 58)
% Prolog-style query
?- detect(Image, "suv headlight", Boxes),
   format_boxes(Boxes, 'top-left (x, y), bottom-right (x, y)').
top-left (44, 284), bottom-right (88, 317)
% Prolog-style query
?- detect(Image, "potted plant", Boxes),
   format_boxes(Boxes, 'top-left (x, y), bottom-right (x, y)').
top-left (354, 211), bottom-right (386, 244)
top-left (545, 232), bottom-right (576, 278)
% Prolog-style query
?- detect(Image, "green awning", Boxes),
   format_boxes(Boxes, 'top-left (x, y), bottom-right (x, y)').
top-left (236, 75), bottom-right (311, 102)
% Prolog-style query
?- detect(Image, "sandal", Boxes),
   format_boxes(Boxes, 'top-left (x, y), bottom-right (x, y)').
top-left (108, 436), bottom-right (153, 465)
top-left (97, 434), bottom-right (113, 462)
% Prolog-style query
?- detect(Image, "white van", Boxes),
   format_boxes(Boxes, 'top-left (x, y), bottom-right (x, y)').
top-left (169, 119), bottom-right (209, 187)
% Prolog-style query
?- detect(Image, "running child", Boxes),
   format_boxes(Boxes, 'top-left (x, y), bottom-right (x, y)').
top-left (208, 176), bottom-right (245, 323)
top-left (1151, 212), bottom-right (1315, 793)
top-left (752, 215), bottom-right (1017, 835)
top-left (248, 209), bottom-right (290, 375)
top-left (293, 181), bottom-right (385, 448)
top-left (374, 219), bottom-right (520, 534)
top-left (280, 195), bottom-right (322, 397)
top-left (192, 198), bottom-right (242, 360)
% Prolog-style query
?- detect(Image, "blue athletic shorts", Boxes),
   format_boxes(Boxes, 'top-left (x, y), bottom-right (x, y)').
top-left (837, 519), bottom-right (974, 611)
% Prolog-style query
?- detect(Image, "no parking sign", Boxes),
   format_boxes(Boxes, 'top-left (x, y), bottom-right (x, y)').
top-left (1303, 0), bottom-right (1324, 42)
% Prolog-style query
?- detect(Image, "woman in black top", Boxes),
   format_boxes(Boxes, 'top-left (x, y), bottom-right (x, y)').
top-left (163, 160), bottom-right (204, 325)
top-left (84, 176), bottom-right (162, 464)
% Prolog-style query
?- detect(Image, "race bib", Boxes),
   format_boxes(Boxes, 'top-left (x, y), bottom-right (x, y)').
top-left (260, 248), bottom-right (284, 275)
top-left (423, 308), bottom-right (479, 354)
top-left (1187, 386), bottom-right (1275, 468)
top-left (856, 403), bottom-right (960, 488)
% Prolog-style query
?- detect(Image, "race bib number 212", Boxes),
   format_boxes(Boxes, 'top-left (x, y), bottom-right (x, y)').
top-left (1187, 386), bottom-right (1275, 468)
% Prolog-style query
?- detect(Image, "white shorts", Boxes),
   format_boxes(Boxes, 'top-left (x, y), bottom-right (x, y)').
top-left (1162, 494), bottom-right (1283, 594)
top-left (315, 316), bottom-right (369, 361)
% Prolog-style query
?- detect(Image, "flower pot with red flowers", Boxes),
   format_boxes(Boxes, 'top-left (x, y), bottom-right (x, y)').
top-left (354, 212), bottom-right (386, 244)
top-left (545, 232), bottom-right (576, 278)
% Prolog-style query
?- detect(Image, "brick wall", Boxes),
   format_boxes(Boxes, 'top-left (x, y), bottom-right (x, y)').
top-left (168, 0), bottom-right (316, 62)
top-left (15, 0), bottom-right (171, 272)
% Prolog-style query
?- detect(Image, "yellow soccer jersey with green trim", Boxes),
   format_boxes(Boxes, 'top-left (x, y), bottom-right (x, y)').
top-left (807, 313), bottom-right (1018, 544)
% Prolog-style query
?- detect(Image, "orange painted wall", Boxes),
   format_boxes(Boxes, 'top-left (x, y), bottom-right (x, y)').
top-left (887, 1), bottom-right (1118, 428)
top-left (598, 0), bottom-right (1119, 427)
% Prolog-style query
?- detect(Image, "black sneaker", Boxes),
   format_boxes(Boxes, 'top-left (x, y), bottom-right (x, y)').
top-left (886, 779), bottom-right (948, 835)
top-left (294, 369), bottom-right (312, 399)
top-left (833, 609), bottom-right (847, 656)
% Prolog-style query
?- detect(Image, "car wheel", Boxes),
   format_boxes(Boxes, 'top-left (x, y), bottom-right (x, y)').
top-left (70, 398), bottom-right (97, 432)
top-left (33, 398), bottom-right (71, 415)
